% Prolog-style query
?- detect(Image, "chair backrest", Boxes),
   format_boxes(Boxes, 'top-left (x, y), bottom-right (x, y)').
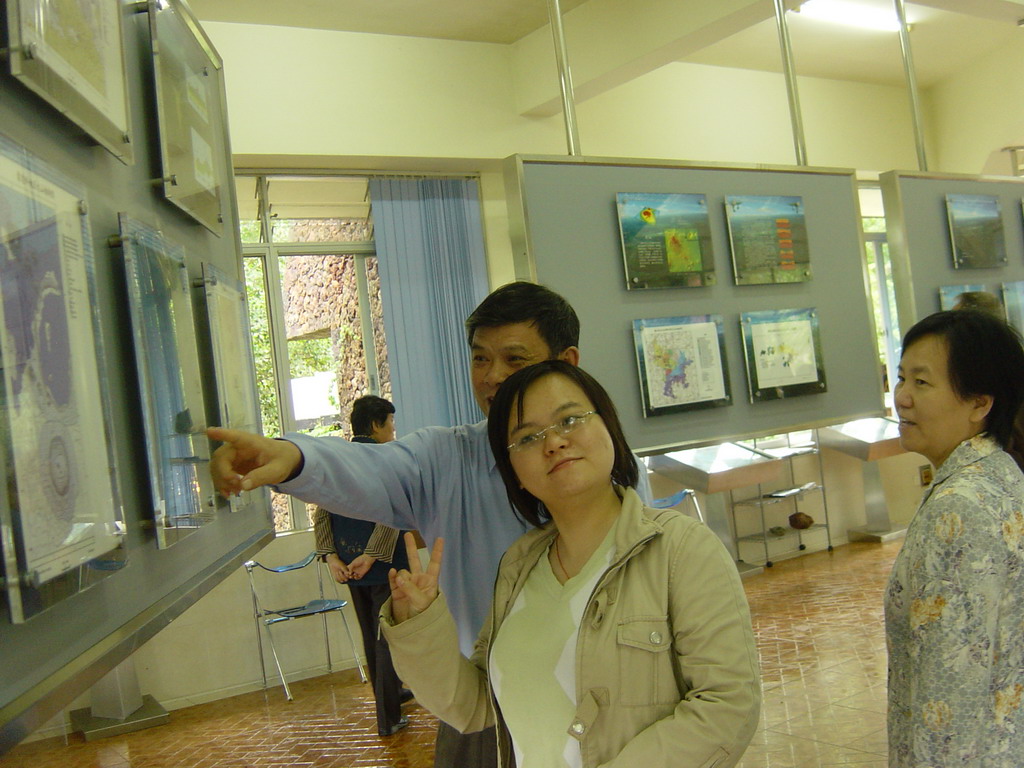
top-left (245, 552), bottom-right (328, 619)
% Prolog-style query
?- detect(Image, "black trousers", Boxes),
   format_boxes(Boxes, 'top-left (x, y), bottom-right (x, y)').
top-left (347, 582), bottom-right (403, 736)
top-left (434, 721), bottom-right (498, 768)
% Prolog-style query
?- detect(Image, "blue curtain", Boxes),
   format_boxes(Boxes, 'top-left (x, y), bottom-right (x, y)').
top-left (369, 178), bottom-right (490, 432)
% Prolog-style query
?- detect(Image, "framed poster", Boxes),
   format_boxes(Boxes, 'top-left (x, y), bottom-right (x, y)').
top-left (725, 195), bottom-right (811, 285)
top-left (945, 194), bottom-right (1006, 269)
top-left (616, 193), bottom-right (715, 289)
top-left (149, 0), bottom-right (226, 233)
top-left (118, 214), bottom-right (215, 547)
top-left (200, 262), bottom-right (267, 514)
top-left (4, 0), bottom-right (132, 164)
top-left (632, 315), bottom-right (731, 416)
top-left (740, 308), bottom-right (827, 402)
top-left (938, 284), bottom-right (986, 311)
top-left (1003, 281), bottom-right (1024, 334)
top-left (0, 135), bottom-right (124, 622)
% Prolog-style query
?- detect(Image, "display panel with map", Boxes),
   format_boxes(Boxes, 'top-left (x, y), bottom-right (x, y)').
top-left (725, 195), bottom-right (811, 285)
top-left (1003, 281), bottom-right (1024, 334)
top-left (0, 135), bottom-right (124, 622)
top-left (616, 193), bottom-right (715, 289)
top-left (200, 263), bottom-right (268, 515)
top-left (149, 0), bottom-right (226, 233)
top-left (938, 284), bottom-right (988, 311)
top-left (4, 0), bottom-right (132, 163)
top-left (945, 194), bottom-right (1006, 269)
top-left (119, 215), bottom-right (215, 547)
top-left (632, 315), bottom-right (730, 416)
top-left (740, 308), bottom-right (826, 402)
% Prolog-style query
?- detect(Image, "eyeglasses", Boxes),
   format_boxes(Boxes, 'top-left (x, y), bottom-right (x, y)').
top-left (507, 411), bottom-right (597, 453)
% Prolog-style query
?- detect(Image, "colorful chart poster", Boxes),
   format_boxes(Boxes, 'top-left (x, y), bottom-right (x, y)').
top-left (632, 315), bottom-right (730, 416)
top-left (120, 215), bottom-right (214, 547)
top-left (945, 194), bottom-right (1006, 269)
top-left (725, 195), bottom-right (811, 285)
top-left (616, 193), bottom-right (715, 290)
top-left (0, 137), bottom-right (123, 621)
top-left (938, 284), bottom-right (987, 311)
top-left (6, 0), bottom-right (132, 163)
top-left (741, 308), bottom-right (827, 402)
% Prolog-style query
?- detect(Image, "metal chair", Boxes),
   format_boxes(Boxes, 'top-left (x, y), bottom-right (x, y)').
top-left (244, 552), bottom-right (367, 701)
top-left (651, 487), bottom-right (705, 523)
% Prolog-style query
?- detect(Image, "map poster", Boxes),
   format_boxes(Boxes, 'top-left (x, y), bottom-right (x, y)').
top-left (741, 308), bottom-right (827, 403)
top-left (6, 0), bottom-right (132, 163)
top-left (0, 136), bottom-right (123, 622)
top-left (938, 284), bottom-right (987, 312)
top-left (616, 193), bottom-right (715, 290)
top-left (119, 215), bottom-right (215, 547)
top-left (946, 194), bottom-right (1007, 269)
top-left (632, 315), bottom-right (731, 416)
top-left (150, 0), bottom-right (225, 233)
top-left (1002, 281), bottom-right (1024, 335)
top-left (201, 263), bottom-right (268, 516)
top-left (725, 195), bottom-right (811, 285)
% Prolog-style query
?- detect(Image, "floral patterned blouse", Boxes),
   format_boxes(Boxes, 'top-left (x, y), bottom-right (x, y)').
top-left (885, 435), bottom-right (1024, 767)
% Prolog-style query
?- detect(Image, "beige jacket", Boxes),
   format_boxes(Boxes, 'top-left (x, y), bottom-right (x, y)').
top-left (381, 488), bottom-right (761, 768)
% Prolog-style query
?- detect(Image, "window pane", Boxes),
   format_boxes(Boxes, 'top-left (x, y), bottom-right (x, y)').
top-left (272, 218), bottom-right (372, 244)
top-left (242, 256), bottom-right (280, 438)
top-left (239, 219), bottom-right (262, 243)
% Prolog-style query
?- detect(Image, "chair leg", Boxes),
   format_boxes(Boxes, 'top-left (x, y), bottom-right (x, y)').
top-left (337, 607), bottom-right (368, 683)
top-left (263, 623), bottom-right (294, 701)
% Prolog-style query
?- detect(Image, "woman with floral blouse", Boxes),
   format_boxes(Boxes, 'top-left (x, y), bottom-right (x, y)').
top-left (888, 309), bottom-right (1024, 767)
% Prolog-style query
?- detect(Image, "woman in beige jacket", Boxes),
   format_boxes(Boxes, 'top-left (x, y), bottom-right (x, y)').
top-left (382, 361), bottom-right (760, 768)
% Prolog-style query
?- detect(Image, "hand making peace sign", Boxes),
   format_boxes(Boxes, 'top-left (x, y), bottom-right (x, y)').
top-left (388, 533), bottom-right (444, 624)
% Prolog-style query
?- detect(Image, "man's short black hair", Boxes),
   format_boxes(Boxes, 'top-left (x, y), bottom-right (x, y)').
top-left (464, 281), bottom-right (580, 356)
top-left (350, 395), bottom-right (395, 437)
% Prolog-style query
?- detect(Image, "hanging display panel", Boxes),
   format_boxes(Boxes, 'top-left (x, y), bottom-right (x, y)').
top-left (938, 284), bottom-right (987, 311)
top-left (945, 193), bottom-right (1006, 269)
top-left (1003, 281), bottom-right (1024, 334)
top-left (616, 192), bottom-right (715, 289)
top-left (200, 262), bottom-right (267, 514)
top-left (3, 0), bottom-right (133, 164)
top-left (0, 135), bottom-right (124, 623)
top-left (725, 195), bottom-right (811, 285)
top-left (149, 0), bottom-right (226, 234)
top-left (118, 214), bottom-right (215, 547)
top-left (632, 314), bottom-right (731, 416)
top-left (740, 308), bottom-right (826, 402)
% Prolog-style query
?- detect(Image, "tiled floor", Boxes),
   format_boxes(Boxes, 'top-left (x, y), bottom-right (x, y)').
top-left (5, 541), bottom-right (899, 768)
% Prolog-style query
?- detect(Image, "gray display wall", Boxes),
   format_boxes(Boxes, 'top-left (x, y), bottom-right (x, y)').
top-left (0, 2), bottom-right (271, 752)
top-left (505, 155), bottom-right (885, 454)
top-left (880, 170), bottom-right (1024, 334)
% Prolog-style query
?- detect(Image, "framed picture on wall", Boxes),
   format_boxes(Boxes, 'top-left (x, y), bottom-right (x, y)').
top-left (945, 194), bottom-right (1007, 269)
top-left (118, 214), bottom-right (215, 547)
top-left (938, 283), bottom-right (987, 311)
top-left (149, 0), bottom-right (227, 234)
top-left (0, 135), bottom-right (125, 622)
top-left (3, 0), bottom-right (133, 164)
top-left (740, 308), bottom-right (826, 402)
top-left (725, 195), bottom-right (811, 285)
top-left (199, 262), bottom-right (268, 515)
top-left (632, 314), bottom-right (731, 416)
top-left (1002, 281), bottom-right (1024, 334)
top-left (616, 192), bottom-right (715, 289)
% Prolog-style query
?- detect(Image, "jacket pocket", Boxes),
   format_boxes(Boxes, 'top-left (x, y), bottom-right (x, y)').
top-left (616, 616), bottom-right (675, 706)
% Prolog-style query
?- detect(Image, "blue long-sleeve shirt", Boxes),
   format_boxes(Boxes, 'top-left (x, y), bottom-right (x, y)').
top-left (281, 420), bottom-right (651, 655)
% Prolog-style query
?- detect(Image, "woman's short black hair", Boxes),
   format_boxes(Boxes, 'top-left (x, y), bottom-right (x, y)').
top-left (902, 310), bottom-right (1024, 454)
top-left (487, 360), bottom-right (638, 527)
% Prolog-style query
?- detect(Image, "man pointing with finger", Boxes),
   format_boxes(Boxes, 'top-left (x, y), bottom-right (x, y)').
top-left (208, 281), bottom-right (651, 768)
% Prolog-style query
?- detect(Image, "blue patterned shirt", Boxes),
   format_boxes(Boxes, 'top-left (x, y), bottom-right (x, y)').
top-left (885, 435), bottom-right (1024, 767)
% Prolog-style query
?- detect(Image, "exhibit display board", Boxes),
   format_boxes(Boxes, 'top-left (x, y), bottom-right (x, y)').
top-left (505, 155), bottom-right (885, 453)
top-left (0, 0), bottom-right (271, 753)
top-left (880, 171), bottom-right (1024, 336)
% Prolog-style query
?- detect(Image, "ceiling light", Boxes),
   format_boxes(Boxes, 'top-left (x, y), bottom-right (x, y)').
top-left (797, 0), bottom-right (903, 32)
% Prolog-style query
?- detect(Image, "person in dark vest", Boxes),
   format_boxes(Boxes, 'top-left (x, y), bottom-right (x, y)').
top-left (312, 395), bottom-right (413, 736)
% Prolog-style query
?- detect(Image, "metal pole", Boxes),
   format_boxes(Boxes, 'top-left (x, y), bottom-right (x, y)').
top-left (773, 0), bottom-right (808, 166)
top-left (547, 0), bottom-right (581, 156)
top-left (894, 0), bottom-right (928, 171)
